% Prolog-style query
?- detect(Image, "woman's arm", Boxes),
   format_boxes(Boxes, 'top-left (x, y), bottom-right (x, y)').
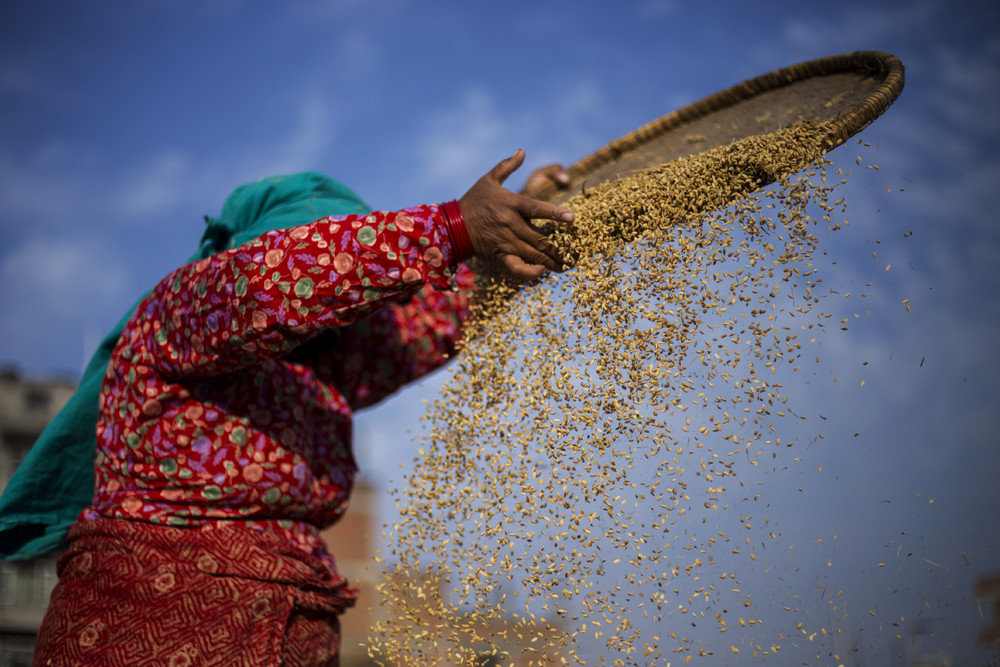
top-left (291, 264), bottom-right (476, 410)
top-left (134, 205), bottom-right (464, 378)
top-left (129, 152), bottom-right (573, 380)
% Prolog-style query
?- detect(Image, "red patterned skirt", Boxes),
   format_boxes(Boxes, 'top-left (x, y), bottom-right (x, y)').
top-left (34, 518), bottom-right (356, 666)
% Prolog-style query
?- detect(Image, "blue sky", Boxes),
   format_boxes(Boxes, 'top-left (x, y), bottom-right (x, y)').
top-left (2, 0), bottom-right (998, 663)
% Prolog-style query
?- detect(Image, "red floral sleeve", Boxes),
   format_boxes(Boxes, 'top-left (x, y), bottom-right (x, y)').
top-left (131, 205), bottom-right (463, 378)
top-left (290, 264), bottom-right (476, 410)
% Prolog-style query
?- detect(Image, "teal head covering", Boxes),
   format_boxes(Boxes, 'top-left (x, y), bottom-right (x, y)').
top-left (0, 173), bottom-right (370, 560)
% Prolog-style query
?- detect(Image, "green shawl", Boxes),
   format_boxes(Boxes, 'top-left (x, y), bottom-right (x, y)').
top-left (0, 172), bottom-right (370, 560)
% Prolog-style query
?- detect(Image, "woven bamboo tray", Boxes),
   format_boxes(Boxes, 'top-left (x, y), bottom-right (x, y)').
top-left (532, 51), bottom-right (904, 205)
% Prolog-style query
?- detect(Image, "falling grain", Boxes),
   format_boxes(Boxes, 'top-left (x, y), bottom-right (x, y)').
top-left (368, 122), bottom-right (877, 665)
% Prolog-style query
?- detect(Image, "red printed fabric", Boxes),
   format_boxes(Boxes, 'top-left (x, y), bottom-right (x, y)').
top-left (82, 204), bottom-right (474, 566)
top-left (35, 518), bottom-right (354, 666)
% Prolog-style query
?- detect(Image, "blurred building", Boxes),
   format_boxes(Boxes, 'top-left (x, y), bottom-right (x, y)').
top-left (321, 477), bottom-right (382, 667)
top-left (0, 370), bottom-right (75, 666)
top-left (976, 574), bottom-right (1000, 651)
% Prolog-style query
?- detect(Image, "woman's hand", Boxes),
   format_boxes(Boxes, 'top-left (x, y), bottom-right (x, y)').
top-left (458, 150), bottom-right (575, 282)
top-left (521, 163), bottom-right (571, 199)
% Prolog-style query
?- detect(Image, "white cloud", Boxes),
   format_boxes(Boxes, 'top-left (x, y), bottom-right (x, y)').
top-left (0, 85), bottom-right (352, 375)
top-left (0, 235), bottom-right (131, 375)
top-left (406, 77), bottom-right (617, 200)
top-left (413, 87), bottom-right (513, 191)
top-left (327, 28), bottom-right (383, 84)
top-left (635, 0), bottom-right (678, 18)
top-left (290, 0), bottom-right (409, 23)
top-left (117, 150), bottom-right (192, 218)
top-left (0, 148), bottom-right (102, 227)
top-left (193, 94), bottom-right (343, 195)
top-left (782, 0), bottom-right (937, 55)
top-left (928, 44), bottom-right (1000, 131)
top-left (268, 96), bottom-right (338, 174)
top-left (2, 87), bottom-right (344, 227)
top-left (0, 62), bottom-right (70, 106)
top-left (193, 0), bottom-right (249, 18)
top-left (0, 236), bottom-right (128, 308)
top-left (543, 77), bottom-right (614, 157)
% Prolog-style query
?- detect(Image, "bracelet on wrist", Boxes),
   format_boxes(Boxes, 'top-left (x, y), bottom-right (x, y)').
top-left (440, 200), bottom-right (474, 263)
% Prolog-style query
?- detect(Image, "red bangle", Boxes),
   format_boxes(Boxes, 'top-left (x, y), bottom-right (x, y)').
top-left (440, 200), bottom-right (474, 264)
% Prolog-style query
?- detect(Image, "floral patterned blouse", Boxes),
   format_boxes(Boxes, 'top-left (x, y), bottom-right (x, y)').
top-left (82, 204), bottom-right (474, 569)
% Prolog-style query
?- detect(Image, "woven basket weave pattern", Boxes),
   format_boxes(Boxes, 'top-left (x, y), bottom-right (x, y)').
top-left (536, 51), bottom-right (905, 205)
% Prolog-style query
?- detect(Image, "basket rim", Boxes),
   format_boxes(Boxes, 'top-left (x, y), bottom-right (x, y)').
top-left (531, 51), bottom-right (905, 201)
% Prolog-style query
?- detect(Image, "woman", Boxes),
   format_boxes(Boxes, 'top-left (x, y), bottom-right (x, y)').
top-left (32, 150), bottom-right (573, 666)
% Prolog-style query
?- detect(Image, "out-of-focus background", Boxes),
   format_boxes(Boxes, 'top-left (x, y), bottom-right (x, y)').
top-left (1, 1), bottom-right (998, 665)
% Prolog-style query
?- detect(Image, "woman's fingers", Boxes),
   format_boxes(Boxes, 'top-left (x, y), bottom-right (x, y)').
top-left (512, 219), bottom-right (565, 269)
top-left (516, 194), bottom-right (575, 225)
top-left (459, 150), bottom-right (575, 279)
top-left (494, 194), bottom-right (573, 272)
top-left (489, 149), bottom-right (527, 187)
top-left (500, 253), bottom-right (548, 282)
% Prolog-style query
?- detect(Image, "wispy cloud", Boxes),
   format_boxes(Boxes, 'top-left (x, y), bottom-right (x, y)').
top-left (0, 234), bottom-right (130, 376)
top-left (413, 87), bottom-right (512, 191)
top-left (635, 0), bottom-right (678, 19)
top-left (0, 87), bottom-right (350, 375)
top-left (0, 62), bottom-right (68, 105)
top-left (0, 236), bottom-right (129, 310)
top-left (406, 77), bottom-right (616, 201)
top-left (781, 0), bottom-right (938, 55)
top-left (117, 150), bottom-right (193, 218)
top-left (927, 43), bottom-right (1000, 133)
top-left (268, 96), bottom-right (340, 175)
top-left (289, 0), bottom-right (409, 24)
top-left (0, 154), bottom-right (92, 229)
